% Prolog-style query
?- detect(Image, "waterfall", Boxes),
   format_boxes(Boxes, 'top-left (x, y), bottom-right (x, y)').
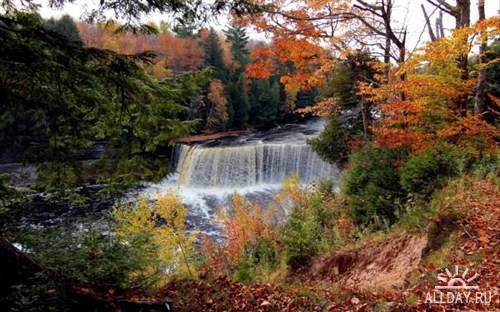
top-left (175, 142), bottom-right (338, 188)
top-left (138, 119), bottom-right (339, 237)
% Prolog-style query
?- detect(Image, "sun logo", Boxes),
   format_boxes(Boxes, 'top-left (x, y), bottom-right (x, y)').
top-left (435, 265), bottom-right (480, 290)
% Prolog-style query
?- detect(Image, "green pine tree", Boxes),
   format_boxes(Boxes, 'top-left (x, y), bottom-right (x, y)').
top-left (224, 24), bottom-right (250, 67)
top-left (249, 79), bottom-right (280, 125)
top-left (172, 16), bottom-right (196, 37)
top-left (224, 24), bottom-right (251, 128)
top-left (44, 14), bottom-right (82, 45)
top-left (203, 28), bottom-right (227, 80)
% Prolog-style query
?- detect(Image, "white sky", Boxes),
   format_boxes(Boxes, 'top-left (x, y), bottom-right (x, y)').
top-left (37, 0), bottom-right (500, 49)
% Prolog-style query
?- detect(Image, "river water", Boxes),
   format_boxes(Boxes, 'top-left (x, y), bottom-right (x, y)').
top-left (3, 119), bottom-right (339, 239)
top-left (138, 118), bottom-right (340, 239)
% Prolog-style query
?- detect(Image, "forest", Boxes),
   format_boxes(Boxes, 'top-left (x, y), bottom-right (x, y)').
top-left (0, 0), bottom-right (499, 311)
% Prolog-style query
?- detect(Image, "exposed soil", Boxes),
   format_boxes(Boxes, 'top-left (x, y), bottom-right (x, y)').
top-left (309, 232), bottom-right (429, 290)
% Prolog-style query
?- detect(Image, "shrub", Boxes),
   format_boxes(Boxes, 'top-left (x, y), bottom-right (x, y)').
top-left (399, 145), bottom-right (464, 199)
top-left (201, 193), bottom-right (278, 279)
top-left (112, 194), bottom-right (197, 283)
top-left (280, 192), bottom-right (335, 268)
top-left (234, 237), bottom-right (280, 284)
top-left (342, 145), bottom-right (407, 229)
top-left (308, 118), bottom-right (356, 165)
top-left (233, 259), bottom-right (255, 284)
top-left (318, 178), bottom-right (335, 195)
top-left (243, 237), bottom-right (279, 267)
top-left (470, 151), bottom-right (500, 181)
top-left (17, 226), bottom-right (162, 289)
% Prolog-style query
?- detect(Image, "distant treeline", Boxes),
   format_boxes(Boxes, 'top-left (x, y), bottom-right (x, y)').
top-left (73, 17), bottom-right (318, 131)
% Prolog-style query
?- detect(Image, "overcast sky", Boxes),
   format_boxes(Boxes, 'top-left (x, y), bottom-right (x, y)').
top-left (36, 0), bottom-right (500, 49)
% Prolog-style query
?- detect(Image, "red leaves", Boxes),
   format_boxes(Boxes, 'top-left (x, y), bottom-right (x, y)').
top-left (161, 277), bottom-right (379, 311)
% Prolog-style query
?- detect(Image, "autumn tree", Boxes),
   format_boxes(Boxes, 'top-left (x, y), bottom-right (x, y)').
top-left (474, 0), bottom-right (487, 115)
top-left (153, 32), bottom-right (203, 75)
top-left (424, 0), bottom-right (471, 113)
top-left (483, 39), bottom-right (500, 122)
top-left (360, 19), bottom-right (499, 154)
top-left (207, 80), bottom-right (229, 130)
top-left (113, 194), bottom-right (197, 284)
top-left (77, 22), bottom-right (102, 47)
top-left (243, 0), bottom-right (437, 120)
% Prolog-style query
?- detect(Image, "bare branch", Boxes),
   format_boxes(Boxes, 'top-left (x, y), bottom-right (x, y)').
top-left (421, 4), bottom-right (437, 41)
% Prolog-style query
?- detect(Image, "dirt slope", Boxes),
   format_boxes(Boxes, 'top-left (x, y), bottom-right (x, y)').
top-left (310, 232), bottom-right (428, 290)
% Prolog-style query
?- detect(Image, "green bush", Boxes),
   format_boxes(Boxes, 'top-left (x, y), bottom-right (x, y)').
top-left (342, 145), bottom-right (407, 229)
top-left (280, 192), bottom-right (335, 268)
top-left (399, 146), bottom-right (463, 199)
top-left (308, 119), bottom-right (356, 165)
top-left (233, 259), bottom-right (256, 284)
top-left (244, 237), bottom-right (279, 267)
top-left (6, 273), bottom-right (62, 312)
top-left (17, 226), bottom-right (163, 289)
top-left (232, 237), bottom-right (279, 284)
top-left (318, 178), bottom-right (335, 195)
top-left (470, 152), bottom-right (499, 181)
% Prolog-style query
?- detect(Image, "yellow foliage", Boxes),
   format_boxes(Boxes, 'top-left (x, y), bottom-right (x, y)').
top-left (113, 194), bottom-right (197, 285)
top-left (270, 174), bottom-right (303, 215)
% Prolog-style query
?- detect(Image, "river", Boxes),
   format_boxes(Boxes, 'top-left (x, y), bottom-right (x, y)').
top-left (2, 118), bottom-right (339, 238)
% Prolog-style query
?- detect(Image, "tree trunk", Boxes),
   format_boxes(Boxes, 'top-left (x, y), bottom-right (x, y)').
top-left (383, 34), bottom-right (391, 82)
top-left (360, 99), bottom-right (369, 138)
top-left (474, 0), bottom-right (487, 116)
top-left (436, 11), bottom-right (444, 38)
top-left (456, 0), bottom-right (471, 114)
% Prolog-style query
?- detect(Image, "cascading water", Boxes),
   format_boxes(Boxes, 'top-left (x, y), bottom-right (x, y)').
top-left (176, 143), bottom-right (337, 188)
top-left (140, 118), bottom-right (339, 238)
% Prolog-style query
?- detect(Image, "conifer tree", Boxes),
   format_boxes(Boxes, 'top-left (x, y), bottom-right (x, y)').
top-left (224, 24), bottom-right (250, 68)
top-left (44, 14), bottom-right (83, 45)
top-left (249, 79), bottom-right (280, 125)
top-left (224, 24), bottom-right (251, 128)
top-left (204, 28), bottom-right (227, 80)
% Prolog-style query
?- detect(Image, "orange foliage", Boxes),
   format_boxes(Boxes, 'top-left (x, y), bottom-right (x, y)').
top-left (362, 18), bottom-right (500, 153)
top-left (201, 194), bottom-right (277, 274)
top-left (220, 36), bottom-right (238, 70)
top-left (154, 33), bottom-right (203, 74)
top-left (296, 97), bottom-right (340, 117)
top-left (77, 21), bottom-right (203, 78)
top-left (246, 37), bottom-right (330, 110)
top-left (207, 80), bottom-right (229, 130)
top-left (224, 195), bottom-right (276, 261)
top-left (242, 0), bottom-right (365, 109)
